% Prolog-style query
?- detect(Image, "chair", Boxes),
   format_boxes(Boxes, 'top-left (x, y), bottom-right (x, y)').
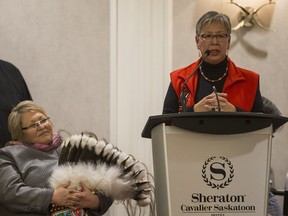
top-left (271, 172), bottom-right (288, 216)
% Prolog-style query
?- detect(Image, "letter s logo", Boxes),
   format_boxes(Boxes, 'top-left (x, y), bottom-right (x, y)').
top-left (210, 162), bottom-right (226, 181)
top-left (202, 156), bottom-right (234, 189)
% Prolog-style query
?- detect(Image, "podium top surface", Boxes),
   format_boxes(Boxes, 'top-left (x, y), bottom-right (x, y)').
top-left (141, 112), bottom-right (288, 138)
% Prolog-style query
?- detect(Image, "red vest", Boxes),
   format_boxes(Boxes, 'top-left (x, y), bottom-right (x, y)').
top-left (170, 59), bottom-right (259, 112)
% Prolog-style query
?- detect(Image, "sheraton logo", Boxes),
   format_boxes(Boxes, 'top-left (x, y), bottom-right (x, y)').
top-left (202, 156), bottom-right (234, 189)
top-left (179, 156), bottom-right (258, 214)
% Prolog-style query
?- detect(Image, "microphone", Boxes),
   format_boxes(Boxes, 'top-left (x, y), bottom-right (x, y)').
top-left (212, 86), bottom-right (221, 112)
top-left (179, 50), bottom-right (211, 112)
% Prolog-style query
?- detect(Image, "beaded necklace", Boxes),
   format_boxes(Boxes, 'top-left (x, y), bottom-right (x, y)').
top-left (200, 66), bottom-right (228, 83)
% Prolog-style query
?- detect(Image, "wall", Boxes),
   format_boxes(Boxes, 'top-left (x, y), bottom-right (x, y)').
top-left (0, 0), bottom-right (110, 139)
top-left (1, 0), bottom-right (287, 215)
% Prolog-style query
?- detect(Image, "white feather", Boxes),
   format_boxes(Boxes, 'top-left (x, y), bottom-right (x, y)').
top-left (69, 134), bottom-right (80, 147)
top-left (49, 162), bottom-right (135, 200)
top-left (137, 197), bottom-right (151, 207)
top-left (124, 156), bottom-right (135, 167)
top-left (105, 148), bottom-right (118, 160)
top-left (95, 140), bottom-right (106, 155)
top-left (102, 143), bottom-right (114, 157)
top-left (117, 152), bottom-right (129, 166)
top-left (110, 150), bottom-right (121, 162)
top-left (86, 136), bottom-right (97, 151)
top-left (80, 134), bottom-right (89, 149)
top-left (130, 162), bottom-right (147, 180)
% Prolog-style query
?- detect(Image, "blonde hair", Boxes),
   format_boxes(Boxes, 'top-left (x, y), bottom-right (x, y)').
top-left (8, 100), bottom-right (48, 141)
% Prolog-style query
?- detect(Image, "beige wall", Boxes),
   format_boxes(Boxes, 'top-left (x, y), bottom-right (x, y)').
top-left (173, 0), bottom-right (288, 204)
top-left (0, 0), bottom-right (110, 139)
top-left (1, 0), bottom-right (287, 214)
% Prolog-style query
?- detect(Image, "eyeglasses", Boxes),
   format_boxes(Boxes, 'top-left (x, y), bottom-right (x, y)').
top-left (200, 34), bottom-right (229, 42)
top-left (21, 117), bottom-right (50, 131)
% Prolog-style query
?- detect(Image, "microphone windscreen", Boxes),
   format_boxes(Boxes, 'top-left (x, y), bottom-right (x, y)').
top-left (204, 49), bottom-right (211, 56)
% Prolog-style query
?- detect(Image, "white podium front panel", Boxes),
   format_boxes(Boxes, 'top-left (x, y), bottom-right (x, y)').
top-left (151, 123), bottom-right (272, 216)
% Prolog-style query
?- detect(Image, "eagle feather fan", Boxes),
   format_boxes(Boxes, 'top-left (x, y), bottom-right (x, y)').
top-left (49, 132), bottom-right (154, 209)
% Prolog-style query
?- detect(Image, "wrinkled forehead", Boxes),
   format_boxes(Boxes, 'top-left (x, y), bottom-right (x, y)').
top-left (21, 110), bottom-right (46, 124)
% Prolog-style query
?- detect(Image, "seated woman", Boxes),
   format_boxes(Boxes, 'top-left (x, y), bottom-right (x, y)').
top-left (0, 100), bottom-right (113, 215)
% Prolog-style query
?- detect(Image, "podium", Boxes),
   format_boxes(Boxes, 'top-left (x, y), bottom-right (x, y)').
top-left (142, 112), bottom-right (288, 216)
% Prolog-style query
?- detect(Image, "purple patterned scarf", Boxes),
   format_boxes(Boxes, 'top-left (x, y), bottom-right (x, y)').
top-left (29, 133), bottom-right (62, 151)
top-left (7, 133), bottom-right (62, 152)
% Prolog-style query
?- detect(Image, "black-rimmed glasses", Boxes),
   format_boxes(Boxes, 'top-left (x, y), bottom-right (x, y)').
top-left (200, 33), bottom-right (229, 42)
top-left (21, 117), bottom-right (50, 130)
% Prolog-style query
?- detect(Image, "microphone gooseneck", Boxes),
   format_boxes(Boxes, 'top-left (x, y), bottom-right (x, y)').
top-left (212, 86), bottom-right (221, 112)
top-left (179, 50), bottom-right (211, 112)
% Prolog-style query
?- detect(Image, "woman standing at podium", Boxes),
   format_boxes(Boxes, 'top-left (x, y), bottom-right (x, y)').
top-left (162, 11), bottom-right (263, 114)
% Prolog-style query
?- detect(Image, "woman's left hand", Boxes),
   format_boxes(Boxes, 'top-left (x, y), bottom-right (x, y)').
top-left (205, 92), bottom-right (236, 112)
top-left (216, 93), bottom-right (236, 112)
top-left (71, 182), bottom-right (100, 210)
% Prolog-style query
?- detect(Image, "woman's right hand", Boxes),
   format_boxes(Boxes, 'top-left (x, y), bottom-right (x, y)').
top-left (194, 92), bottom-right (235, 112)
top-left (51, 182), bottom-right (83, 209)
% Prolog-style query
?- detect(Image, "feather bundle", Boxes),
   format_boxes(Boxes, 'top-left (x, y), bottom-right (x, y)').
top-left (50, 132), bottom-right (153, 207)
top-left (49, 162), bottom-right (135, 200)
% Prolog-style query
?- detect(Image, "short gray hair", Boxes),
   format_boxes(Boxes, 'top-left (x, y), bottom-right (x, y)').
top-left (196, 11), bottom-right (232, 36)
